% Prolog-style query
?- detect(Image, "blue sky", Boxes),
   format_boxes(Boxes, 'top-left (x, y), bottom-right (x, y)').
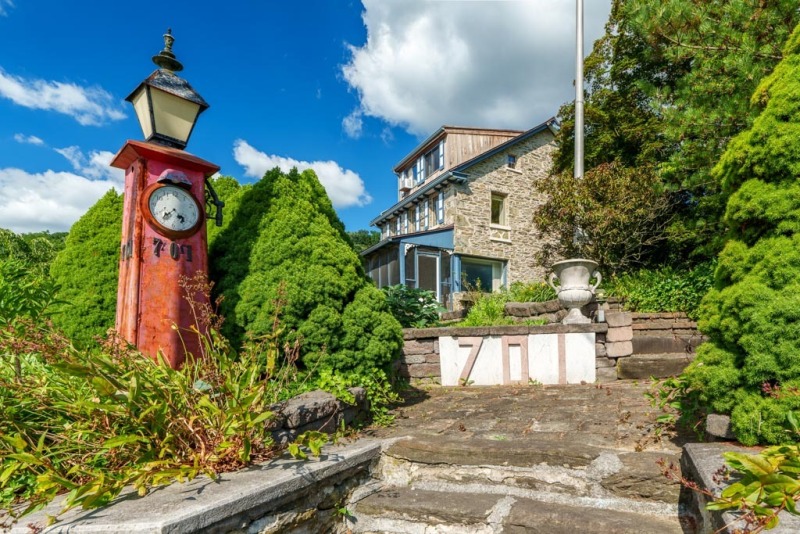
top-left (0, 0), bottom-right (610, 234)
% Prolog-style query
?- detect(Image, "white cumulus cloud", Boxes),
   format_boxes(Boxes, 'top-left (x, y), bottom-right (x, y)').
top-left (0, 68), bottom-right (126, 126)
top-left (13, 133), bottom-right (44, 145)
top-left (233, 139), bottom-right (372, 209)
top-left (343, 0), bottom-right (611, 136)
top-left (0, 168), bottom-right (121, 233)
top-left (342, 109), bottom-right (364, 139)
top-left (55, 145), bottom-right (123, 183)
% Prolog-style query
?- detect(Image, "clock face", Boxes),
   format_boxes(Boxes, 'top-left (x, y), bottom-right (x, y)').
top-left (143, 184), bottom-right (202, 237)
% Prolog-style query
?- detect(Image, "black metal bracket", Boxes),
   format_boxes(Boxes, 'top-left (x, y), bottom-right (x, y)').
top-left (204, 179), bottom-right (225, 227)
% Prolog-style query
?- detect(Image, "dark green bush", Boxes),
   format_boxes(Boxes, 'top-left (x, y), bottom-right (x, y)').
top-left (605, 261), bottom-right (715, 319)
top-left (679, 25), bottom-right (800, 445)
top-left (49, 190), bottom-right (123, 348)
top-left (381, 285), bottom-right (442, 328)
top-left (213, 167), bottom-right (403, 373)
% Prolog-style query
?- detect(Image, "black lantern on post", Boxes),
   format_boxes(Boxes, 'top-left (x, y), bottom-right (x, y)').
top-left (126, 29), bottom-right (209, 150)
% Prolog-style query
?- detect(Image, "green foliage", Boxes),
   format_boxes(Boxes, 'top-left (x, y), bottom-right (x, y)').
top-left (553, 0), bottom-right (671, 174)
top-left (49, 190), bottom-right (123, 348)
top-left (0, 325), bottom-right (281, 521)
top-left (702, 415), bottom-right (800, 531)
top-left (212, 167), bottom-right (402, 374)
top-left (533, 162), bottom-right (673, 274)
top-left (508, 281), bottom-right (556, 303)
top-left (679, 24), bottom-right (800, 445)
top-left (606, 261), bottom-right (715, 319)
top-left (287, 431), bottom-right (328, 460)
top-left (299, 367), bottom-right (402, 426)
top-left (206, 175), bottom-right (249, 248)
top-left (461, 292), bottom-right (515, 327)
top-left (459, 281), bottom-right (558, 326)
top-left (381, 285), bottom-right (442, 328)
top-left (347, 229), bottom-right (381, 253)
top-left (557, 0), bottom-right (800, 262)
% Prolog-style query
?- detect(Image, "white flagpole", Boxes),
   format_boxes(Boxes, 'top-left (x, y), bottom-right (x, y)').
top-left (574, 0), bottom-right (584, 179)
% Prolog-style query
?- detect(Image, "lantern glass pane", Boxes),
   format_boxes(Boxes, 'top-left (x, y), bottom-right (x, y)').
top-left (151, 87), bottom-right (200, 145)
top-left (130, 88), bottom-right (153, 140)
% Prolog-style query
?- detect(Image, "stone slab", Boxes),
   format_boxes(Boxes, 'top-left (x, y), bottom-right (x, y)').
top-left (632, 321), bottom-right (698, 331)
top-left (606, 341), bottom-right (633, 358)
top-left (605, 312), bottom-right (632, 327)
top-left (386, 435), bottom-right (605, 468)
top-left (632, 335), bottom-right (703, 355)
top-left (402, 339), bottom-right (435, 355)
top-left (682, 442), bottom-right (800, 533)
top-left (354, 487), bottom-right (497, 525)
top-left (281, 390), bottom-right (339, 429)
top-left (595, 366), bottom-right (618, 383)
top-left (600, 451), bottom-right (682, 503)
top-left (706, 414), bottom-right (735, 440)
top-left (504, 498), bottom-right (684, 534)
top-left (617, 353), bottom-right (694, 380)
top-left (11, 440), bottom-right (383, 534)
top-left (606, 326), bottom-right (633, 342)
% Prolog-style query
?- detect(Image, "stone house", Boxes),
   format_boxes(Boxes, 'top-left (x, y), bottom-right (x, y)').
top-left (361, 118), bottom-right (558, 310)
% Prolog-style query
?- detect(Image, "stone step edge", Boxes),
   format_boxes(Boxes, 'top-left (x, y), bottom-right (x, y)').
top-left (10, 440), bottom-right (384, 534)
top-left (351, 480), bottom-right (683, 521)
top-left (376, 448), bottom-right (682, 506)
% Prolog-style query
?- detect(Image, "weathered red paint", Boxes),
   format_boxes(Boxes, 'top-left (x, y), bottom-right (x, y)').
top-left (111, 140), bottom-right (220, 368)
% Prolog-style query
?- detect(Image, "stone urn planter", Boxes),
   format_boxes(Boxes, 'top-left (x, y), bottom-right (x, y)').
top-left (547, 258), bottom-right (602, 324)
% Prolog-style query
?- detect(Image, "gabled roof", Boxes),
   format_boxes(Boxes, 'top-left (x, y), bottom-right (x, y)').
top-left (393, 125), bottom-right (525, 173)
top-left (371, 118), bottom-right (558, 227)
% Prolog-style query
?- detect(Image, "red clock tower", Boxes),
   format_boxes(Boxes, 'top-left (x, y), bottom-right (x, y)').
top-left (111, 30), bottom-right (222, 368)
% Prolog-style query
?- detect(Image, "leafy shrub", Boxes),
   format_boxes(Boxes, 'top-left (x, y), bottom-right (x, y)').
top-left (213, 167), bottom-right (402, 373)
top-left (461, 292), bottom-right (516, 327)
top-left (49, 190), bottom-right (123, 348)
top-left (677, 26), bottom-right (800, 445)
top-left (0, 324), bottom-right (287, 521)
top-left (533, 162), bottom-right (673, 274)
top-left (605, 261), bottom-right (715, 319)
top-left (381, 285), bottom-right (442, 328)
top-left (508, 281), bottom-right (557, 303)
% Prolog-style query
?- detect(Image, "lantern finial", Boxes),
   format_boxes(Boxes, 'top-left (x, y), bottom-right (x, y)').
top-left (152, 29), bottom-right (184, 72)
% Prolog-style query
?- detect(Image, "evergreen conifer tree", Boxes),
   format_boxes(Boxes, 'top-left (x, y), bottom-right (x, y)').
top-left (214, 167), bottom-right (402, 372)
top-left (50, 190), bottom-right (123, 347)
top-left (682, 25), bottom-right (800, 444)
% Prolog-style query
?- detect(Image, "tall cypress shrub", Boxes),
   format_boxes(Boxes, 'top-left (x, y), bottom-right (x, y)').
top-left (682, 26), bottom-right (800, 445)
top-left (50, 189), bottom-right (123, 347)
top-left (214, 167), bottom-right (402, 372)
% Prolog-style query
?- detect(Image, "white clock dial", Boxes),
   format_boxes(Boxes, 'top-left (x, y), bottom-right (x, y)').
top-left (148, 185), bottom-right (200, 232)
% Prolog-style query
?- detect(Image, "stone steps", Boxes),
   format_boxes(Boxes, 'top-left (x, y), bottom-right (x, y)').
top-left (348, 383), bottom-right (698, 533)
top-left (632, 334), bottom-right (703, 355)
top-left (618, 353), bottom-right (696, 379)
top-left (347, 484), bottom-right (687, 533)
top-left (345, 432), bottom-right (692, 532)
top-left (625, 314), bottom-right (706, 378)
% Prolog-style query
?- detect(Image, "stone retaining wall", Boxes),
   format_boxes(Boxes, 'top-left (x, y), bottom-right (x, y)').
top-left (395, 323), bottom-right (608, 385)
top-left (397, 309), bottom-right (705, 384)
top-left (631, 311), bottom-right (704, 340)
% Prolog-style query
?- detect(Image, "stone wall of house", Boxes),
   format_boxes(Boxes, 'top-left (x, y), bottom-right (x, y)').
top-left (450, 130), bottom-right (558, 284)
